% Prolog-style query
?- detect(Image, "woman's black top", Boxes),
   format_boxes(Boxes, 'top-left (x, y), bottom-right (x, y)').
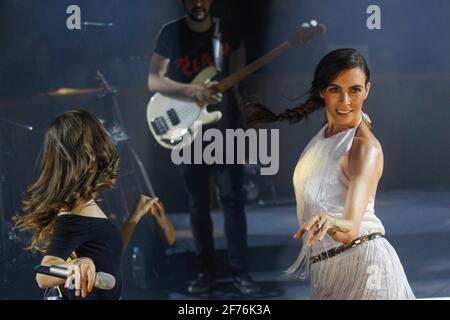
top-left (46, 214), bottom-right (123, 300)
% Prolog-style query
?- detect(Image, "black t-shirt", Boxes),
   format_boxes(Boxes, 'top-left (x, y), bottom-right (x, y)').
top-left (153, 17), bottom-right (243, 130)
top-left (46, 215), bottom-right (123, 300)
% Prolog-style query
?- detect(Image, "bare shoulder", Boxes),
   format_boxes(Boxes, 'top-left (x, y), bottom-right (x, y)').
top-left (349, 123), bottom-right (383, 175)
top-left (352, 122), bottom-right (383, 155)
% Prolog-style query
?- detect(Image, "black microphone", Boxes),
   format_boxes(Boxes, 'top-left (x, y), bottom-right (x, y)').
top-left (34, 265), bottom-right (116, 290)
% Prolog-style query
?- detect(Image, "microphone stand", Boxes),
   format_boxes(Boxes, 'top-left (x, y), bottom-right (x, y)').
top-left (95, 71), bottom-right (156, 211)
top-left (95, 71), bottom-right (165, 292)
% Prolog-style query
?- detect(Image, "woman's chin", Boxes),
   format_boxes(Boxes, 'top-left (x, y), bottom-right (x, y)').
top-left (334, 112), bottom-right (353, 121)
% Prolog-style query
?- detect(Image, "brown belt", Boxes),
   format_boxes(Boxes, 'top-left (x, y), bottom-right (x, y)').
top-left (310, 232), bottom-right (384, 265)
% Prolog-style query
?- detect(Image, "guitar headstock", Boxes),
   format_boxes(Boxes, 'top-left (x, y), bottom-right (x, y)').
top-left (288, 20), bottom-right (326, 47)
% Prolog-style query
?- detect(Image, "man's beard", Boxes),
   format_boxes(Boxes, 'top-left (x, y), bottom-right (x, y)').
top-left (187, 7), bottom-right (209, 22)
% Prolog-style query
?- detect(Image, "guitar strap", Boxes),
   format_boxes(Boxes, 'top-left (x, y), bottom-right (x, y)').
top-left (212, 17), bottom-right (223, 73)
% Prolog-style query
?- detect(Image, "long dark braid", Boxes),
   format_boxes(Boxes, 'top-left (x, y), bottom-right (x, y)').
top-left (245, 95), bottom-right (324, 127)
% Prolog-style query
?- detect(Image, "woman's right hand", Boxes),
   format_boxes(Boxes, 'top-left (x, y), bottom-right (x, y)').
top-left (64, 257), bottom-right (96, 298)
top-left (128, 195), bottom-right (163, 223)
top-left (293, 213), bottom-right (350, 246)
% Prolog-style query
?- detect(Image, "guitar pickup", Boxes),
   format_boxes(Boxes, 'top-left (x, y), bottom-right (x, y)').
top-left (167, 108), bottom-right (180, 126)
top-left (151, 117), bottom-right (169, 135)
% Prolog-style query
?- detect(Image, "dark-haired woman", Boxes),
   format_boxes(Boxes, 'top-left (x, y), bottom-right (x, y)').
top-left (247, 48), bottom-right (415, 299)
top-left (15, 109), bottom-right (162, 300)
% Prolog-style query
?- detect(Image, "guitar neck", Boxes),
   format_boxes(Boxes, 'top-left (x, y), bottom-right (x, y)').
top-left (215, 42), bottom-right (291, 93)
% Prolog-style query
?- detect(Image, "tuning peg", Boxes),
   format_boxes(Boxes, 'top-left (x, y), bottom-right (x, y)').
top-left (310, 20), bottom-right (318, 27)
top-left (301, 22), bottom-right (310, 28)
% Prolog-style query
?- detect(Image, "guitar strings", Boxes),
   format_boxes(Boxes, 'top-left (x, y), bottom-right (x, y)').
top-left (170, 103), bottom-right (201, 120)
top-left (176, 104), bottom-right (198, 117)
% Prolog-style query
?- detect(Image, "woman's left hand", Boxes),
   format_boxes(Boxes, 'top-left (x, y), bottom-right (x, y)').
top-left (293, 213), bottom-right (336, 246)
top-left (65, 257), bottom-right (96, 298)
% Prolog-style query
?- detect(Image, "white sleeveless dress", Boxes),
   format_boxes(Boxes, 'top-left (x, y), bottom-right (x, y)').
top-left (287, 119), bottom-right (415, 300)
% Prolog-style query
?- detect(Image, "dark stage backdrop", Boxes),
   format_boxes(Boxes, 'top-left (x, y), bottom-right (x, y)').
top-left (0, 0), bottom-right (449, 218)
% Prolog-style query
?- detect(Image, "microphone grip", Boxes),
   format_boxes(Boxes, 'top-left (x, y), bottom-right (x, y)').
top-left (34, 265), bottom-right (67, 279)
top-left (34, 265), bottom-right (116, 290)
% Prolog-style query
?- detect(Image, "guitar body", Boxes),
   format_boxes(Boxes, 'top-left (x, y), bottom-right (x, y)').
top-left (146, 66), bottom-right (222, 150)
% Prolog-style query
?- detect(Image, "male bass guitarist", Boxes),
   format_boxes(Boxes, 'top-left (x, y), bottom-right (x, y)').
top-left (148, 0), bottom-right (260, 295)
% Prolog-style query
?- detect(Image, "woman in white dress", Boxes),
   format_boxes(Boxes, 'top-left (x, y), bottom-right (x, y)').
top-left (246, 48), bottom-right (415, 299)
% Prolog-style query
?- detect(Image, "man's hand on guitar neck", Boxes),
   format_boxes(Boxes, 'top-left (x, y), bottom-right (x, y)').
top-left (186, 80), bottom-right (223, 105)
